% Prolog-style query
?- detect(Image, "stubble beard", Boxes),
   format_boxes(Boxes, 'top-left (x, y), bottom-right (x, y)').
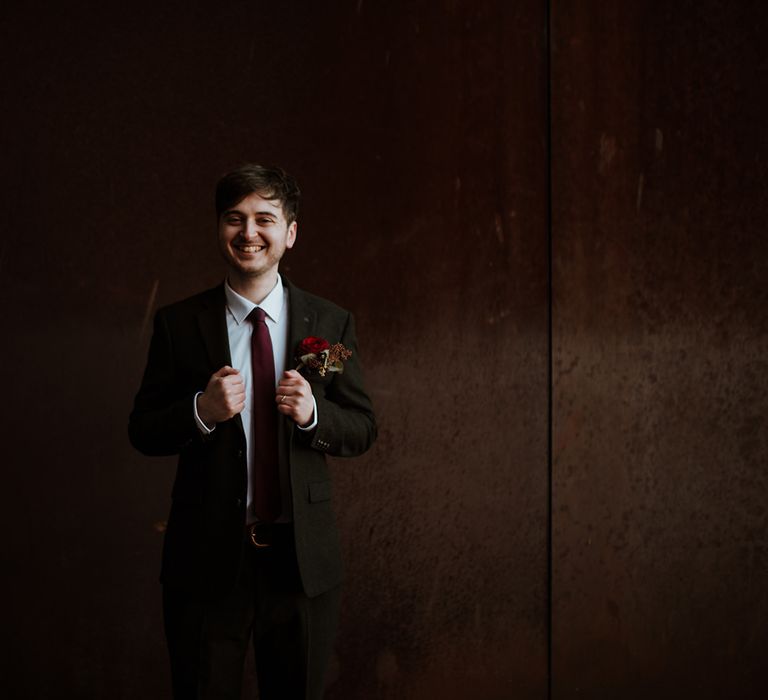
top-left (224, 246), bottom-right (284, 288)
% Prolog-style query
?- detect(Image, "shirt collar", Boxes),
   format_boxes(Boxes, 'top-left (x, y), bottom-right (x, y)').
top-left (224, 274), bottom-right (284, 325)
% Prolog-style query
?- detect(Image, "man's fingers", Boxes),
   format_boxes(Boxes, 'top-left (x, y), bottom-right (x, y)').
top-left (278, 372), bottom-right (308, 388)
top-left (224, 390), bottom-right (245, 401)
top-left (276, 384), bottom-right (308, 398)
top-left (215, 365), bottom-right (240, 378)
top-left (221, 374), bottom-right (245, 389)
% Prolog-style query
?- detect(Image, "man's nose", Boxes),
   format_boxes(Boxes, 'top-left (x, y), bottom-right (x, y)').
top-left (243, 219), bottom-right (259, 239)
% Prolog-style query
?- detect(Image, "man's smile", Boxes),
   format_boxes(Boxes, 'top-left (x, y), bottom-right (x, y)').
top-left (235, 244), bottom-right (266, 254)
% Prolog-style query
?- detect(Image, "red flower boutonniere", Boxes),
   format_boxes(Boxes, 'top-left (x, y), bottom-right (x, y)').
top-left (296, 336), bottom-right (352, 377)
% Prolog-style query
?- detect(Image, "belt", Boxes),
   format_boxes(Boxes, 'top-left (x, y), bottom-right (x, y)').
top-left (246, 521), bottom-right (293, 549)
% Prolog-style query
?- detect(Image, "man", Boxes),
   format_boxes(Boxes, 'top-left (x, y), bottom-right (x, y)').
top-left (128, 164), bottom-right (377, 699)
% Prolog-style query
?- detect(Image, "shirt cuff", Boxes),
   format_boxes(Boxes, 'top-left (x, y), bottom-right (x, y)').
top-left (194, 391), bottom-right (216, 434)
top-left (297, 395), bottom-right (318, 431)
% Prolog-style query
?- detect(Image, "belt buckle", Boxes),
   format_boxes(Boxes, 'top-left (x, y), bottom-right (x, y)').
top-left (248, 523), bottom-right (271, 548)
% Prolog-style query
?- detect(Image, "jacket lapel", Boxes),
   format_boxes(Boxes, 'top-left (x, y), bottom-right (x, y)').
top-left (283, 276), bottom-right (317, 443)
top-left (284, 276), bottom-right (317, 370)
top-left (196, 284), bottom-right (245, 440)
top-left (197, 284), bottom-right (231, 367)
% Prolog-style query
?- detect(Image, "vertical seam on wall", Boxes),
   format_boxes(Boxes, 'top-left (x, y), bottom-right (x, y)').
top-left (545, 0), bottom-right (553, 698)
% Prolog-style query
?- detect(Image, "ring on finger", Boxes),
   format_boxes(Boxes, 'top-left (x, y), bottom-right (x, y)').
top-left (279, 394), bottom-right (287, 404)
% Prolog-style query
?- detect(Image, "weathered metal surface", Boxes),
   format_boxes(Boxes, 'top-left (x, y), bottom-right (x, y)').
top-left (1, 2), bottom-right (548, 698)
top-left (552, 2), bottom-right (768, 698)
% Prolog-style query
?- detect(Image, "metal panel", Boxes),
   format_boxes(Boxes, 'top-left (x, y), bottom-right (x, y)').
top-left (552, 2), bottom-right (768, 697)
top-left (1, 2), bottom-right (548, 697)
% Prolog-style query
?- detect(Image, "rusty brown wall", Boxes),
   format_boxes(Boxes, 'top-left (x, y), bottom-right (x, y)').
top-left (4, 1), bottom-right (766, 698)
top-left (1, 2), bottom-right (547, 698)
top-left (552, 2), bottom-right (768, 698)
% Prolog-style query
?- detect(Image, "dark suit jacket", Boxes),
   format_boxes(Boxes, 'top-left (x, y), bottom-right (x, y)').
top-left (128, 277), bottom-right (377, 598)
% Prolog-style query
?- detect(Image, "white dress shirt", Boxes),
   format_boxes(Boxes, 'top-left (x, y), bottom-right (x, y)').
top-left (193, 274), bottom-right (317, 522)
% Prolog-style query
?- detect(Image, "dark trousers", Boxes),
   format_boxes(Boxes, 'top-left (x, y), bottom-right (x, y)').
top-left (163, 527), bottom-right (341, 700)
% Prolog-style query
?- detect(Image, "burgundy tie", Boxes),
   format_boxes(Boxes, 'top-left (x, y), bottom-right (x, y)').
top-left (248, 307), bottom-right (281, 522)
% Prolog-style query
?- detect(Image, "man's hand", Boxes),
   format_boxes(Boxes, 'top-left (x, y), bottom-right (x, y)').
top-left (276, 370), bottom-right (314, 427)
top-left (197, 366), bottom-right (246, 426)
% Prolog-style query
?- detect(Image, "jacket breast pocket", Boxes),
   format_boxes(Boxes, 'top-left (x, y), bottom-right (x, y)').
top-left (308, 373), bottom-right (334, 392)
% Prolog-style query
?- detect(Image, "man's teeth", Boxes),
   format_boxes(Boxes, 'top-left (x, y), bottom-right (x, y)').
top-left (239, 245), bottom-right (264, 253)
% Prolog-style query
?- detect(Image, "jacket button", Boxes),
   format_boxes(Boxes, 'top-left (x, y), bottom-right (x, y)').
top-left (237, 450), bottom-right (243, 458)
top-left (236, 498), bottom-right (242, 507)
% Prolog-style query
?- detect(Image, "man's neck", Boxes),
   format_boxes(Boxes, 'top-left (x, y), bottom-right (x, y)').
top-left (226, 269), bottom-right (279, 305)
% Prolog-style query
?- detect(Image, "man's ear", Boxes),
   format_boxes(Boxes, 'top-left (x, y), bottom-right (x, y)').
top-left (286, 221), bottom-right (298, 249)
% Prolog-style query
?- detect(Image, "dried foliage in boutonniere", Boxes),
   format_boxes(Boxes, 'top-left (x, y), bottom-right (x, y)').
top-left (296, 336), bottom-right (352, 377)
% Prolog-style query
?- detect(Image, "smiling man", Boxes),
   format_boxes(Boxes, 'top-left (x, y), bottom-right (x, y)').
top-left (129, 164), bottom-right (377, 700)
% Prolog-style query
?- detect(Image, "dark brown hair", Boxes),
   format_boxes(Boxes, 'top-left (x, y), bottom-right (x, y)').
top-left (215, 164), bottom-right (301, 223)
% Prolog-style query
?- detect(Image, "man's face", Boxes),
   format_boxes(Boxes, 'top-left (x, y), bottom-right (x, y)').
top-left (217, 191), bottom-right (297, 280)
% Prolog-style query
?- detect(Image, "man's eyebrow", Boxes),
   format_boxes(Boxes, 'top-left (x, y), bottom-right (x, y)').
top-left (221, 209), bottom-right (278, 217)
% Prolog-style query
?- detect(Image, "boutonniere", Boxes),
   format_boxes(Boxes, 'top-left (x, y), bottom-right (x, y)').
top-left (295, 336), bottom-right (352, 377)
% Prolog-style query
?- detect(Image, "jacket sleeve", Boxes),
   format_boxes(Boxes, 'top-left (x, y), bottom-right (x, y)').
top-left (303, 312), bottom-right (377, 458)
top-left (128, 308), bottom-right (201, 456)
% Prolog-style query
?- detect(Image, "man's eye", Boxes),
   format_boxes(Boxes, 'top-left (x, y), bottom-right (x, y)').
top-left (226, 217), bottom-right (242, 225)
top-left (257, 218), bottom-right (274, 225)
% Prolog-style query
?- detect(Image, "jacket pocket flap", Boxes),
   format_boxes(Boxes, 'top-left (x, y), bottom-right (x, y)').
top-left (308, 373), bottom-right (332, 385)
top-left (308, 480), bottom-right (332, 503)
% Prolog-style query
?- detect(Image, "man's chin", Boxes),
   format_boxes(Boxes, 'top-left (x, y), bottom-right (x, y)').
top-left (228, 263), bottom-right (279, 281)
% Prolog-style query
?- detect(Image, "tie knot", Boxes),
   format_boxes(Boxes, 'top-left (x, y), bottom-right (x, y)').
top-left (248, 307), bottom-right (267, 324)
